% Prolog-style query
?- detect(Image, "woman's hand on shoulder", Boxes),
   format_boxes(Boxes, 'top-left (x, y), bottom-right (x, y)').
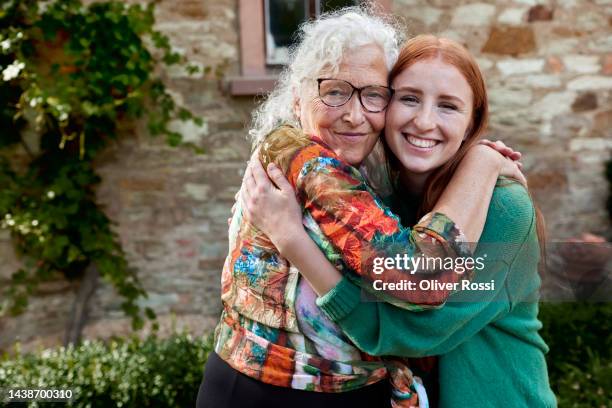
top-left (241, 158), bottom-right (304, 251)
top-left (479, 139), bottom-right (522, 162)
top-left (467, 144), bottom-right (528, 188)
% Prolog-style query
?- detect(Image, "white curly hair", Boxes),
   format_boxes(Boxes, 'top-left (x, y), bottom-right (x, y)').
top-left (249, 4), bottom-right (404, 148)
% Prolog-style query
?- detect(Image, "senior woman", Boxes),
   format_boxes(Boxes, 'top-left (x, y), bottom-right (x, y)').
top-left (195, 7), bottom-right (523, 408)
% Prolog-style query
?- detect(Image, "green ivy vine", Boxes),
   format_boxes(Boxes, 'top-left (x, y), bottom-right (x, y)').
top-left (0, 0), bottom-right (211, 330)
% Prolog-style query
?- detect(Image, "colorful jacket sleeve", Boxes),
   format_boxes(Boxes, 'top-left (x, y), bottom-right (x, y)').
top-left (288, 144), bottom-right (474, 308)
top-left (314, 182), bottom-right (539, 356)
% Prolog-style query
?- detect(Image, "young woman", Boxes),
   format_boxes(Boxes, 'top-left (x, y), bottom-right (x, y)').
top-left (241, 35), bottom-right (557, 407)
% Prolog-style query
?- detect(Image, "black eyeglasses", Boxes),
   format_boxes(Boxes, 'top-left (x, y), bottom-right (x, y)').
top-left (317, 78), bottom-right (393, 113)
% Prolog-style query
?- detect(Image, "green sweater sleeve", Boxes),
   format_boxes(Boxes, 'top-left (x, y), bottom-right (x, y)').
top-left (317, 182), bottom-right (538, 357)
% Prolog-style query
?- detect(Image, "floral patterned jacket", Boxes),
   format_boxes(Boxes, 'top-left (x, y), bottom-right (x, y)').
top-left (214, 132), bottom-right (471, 398)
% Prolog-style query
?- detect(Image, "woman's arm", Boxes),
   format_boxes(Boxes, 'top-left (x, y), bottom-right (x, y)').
top-left (240, 159), bottom-right (345, 294)
top-left (242, 144), bottom-right (524, 298)
top-left (433, 144), bottom-right (527, 242)
top-left (315, 183), bottom-right (539, 356)
top-left (318, 276), bottom-right (509, 356)
top-left (243, 179), bottom-right (538, 357)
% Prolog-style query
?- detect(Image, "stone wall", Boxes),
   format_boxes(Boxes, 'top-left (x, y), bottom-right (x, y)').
top-left (0, 0), bottom-right (610, 353)
top-left (393, 0), bottom-right (611, 237)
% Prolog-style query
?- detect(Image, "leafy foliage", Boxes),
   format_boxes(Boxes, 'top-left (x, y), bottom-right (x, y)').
top-left (539, 302), bottom-right (612, 407)
top-left (0, 331), bottom-right (213, 407)
top-left (0, 0), bottom-right (208, 329)
top-left (0, 304), bottom-right (610, 407)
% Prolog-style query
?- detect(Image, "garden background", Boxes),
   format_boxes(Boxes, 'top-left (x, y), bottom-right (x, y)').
top-left (0, 0), bottom-right (610, 406)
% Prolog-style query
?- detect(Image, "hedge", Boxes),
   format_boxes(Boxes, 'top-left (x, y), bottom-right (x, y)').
top-left (1, 303), bottom-right (610, 407)
top-left (0, 332), bottom-right (212, 407)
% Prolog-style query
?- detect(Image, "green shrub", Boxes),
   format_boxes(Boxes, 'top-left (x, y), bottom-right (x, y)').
top-left (553, 352), bottom-right (612, 408)
top-left (539, 302), bottom-right (612, 407)
top-left (1, 304), bottom-right (610, 407)
top-left (0, 331), bottom-right (213, 407)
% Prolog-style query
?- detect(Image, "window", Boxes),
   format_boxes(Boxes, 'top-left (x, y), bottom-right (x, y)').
top-left (230, 0), bottom-right (391, 96)
top-left (265, 0), bottom-right (358, 66)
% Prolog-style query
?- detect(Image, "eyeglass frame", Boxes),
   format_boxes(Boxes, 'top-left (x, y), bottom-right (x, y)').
top-left (316, 78), bottom-right (393, 113)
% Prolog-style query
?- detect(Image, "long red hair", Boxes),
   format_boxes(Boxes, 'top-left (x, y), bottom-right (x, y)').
top-left (383, 35), bottom-right (546, 243)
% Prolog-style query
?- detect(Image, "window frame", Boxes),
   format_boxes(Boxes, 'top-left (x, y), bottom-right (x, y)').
top-left (263, 0), bottom-right (309, 66)
top-left (229, 0), bottom-right (392, 96)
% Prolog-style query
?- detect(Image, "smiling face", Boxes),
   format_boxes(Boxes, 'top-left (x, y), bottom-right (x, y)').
top-left (385, 57), bottom-right (474, 181)
top-left (294, 44), bottom-right (388, 166)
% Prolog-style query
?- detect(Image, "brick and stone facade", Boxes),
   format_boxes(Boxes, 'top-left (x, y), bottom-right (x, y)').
top-left (1, 0), bottom-right (610, 352)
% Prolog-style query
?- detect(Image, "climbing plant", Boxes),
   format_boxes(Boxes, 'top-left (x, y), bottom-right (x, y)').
top-left (0, 0), bottom-right (210, 330)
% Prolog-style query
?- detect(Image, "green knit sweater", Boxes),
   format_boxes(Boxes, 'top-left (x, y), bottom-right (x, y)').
top-left (316, 179), bottom-right (557, 407)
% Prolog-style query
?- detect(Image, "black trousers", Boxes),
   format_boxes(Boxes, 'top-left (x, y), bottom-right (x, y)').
top-left (195, 352), bottom-right (391, 408)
